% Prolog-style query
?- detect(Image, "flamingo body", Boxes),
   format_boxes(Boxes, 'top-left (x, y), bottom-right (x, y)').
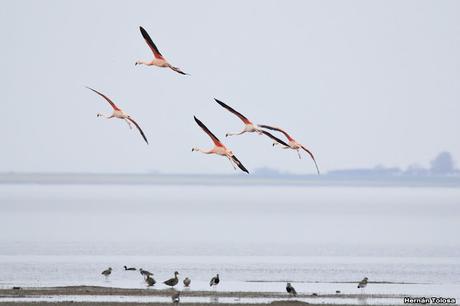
top-left (87, 87), bottom-right (149, 144)
top-left (214, 98), bottom-right (265, 137)
top-left (259, 124), bottom-right (320, 175)
top-left (136, 26), bottom-right (188, 75)
top-left (192, 116), bottom-right (249, 173)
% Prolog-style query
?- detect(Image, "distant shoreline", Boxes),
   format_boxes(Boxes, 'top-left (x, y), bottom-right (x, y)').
top-left (0, 172), bottom-right (459, 187)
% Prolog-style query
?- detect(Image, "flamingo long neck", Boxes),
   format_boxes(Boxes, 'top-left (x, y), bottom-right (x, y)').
top-left (226, 130), bottom-right (245, 137)
top-left (136, 60), bottom-right (154, 66)
top-left (97, 113), bottom-right (114, 119)
top-left (194, 148), bottom-right (213, 154)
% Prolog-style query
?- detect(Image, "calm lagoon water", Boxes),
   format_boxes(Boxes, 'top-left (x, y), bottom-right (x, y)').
top-left (0, 180), bottom-right (459, 301)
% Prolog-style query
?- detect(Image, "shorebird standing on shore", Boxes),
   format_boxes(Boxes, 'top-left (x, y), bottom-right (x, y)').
top-left (286, 282), bottom-right (297, 296)
top-left (135, 26), bottom-right (188, 75)
top-left (164, 271), bottom-right (180, 288)
top-left (101, 267), bottom-right (112, 277)
top-left (192, 116), bottom-right (249, 173)
top-left (124, 266), bottom-right (136, 271)
top-left (209, 274), bottom-right (220, 288)
top-left (183, 277), bottom-right (191, 287)
top-left (358, 277), bottom-right (368, 291)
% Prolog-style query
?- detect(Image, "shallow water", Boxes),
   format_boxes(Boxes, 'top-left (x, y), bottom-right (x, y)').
top-left (0, 183), bottom-right (459, 302)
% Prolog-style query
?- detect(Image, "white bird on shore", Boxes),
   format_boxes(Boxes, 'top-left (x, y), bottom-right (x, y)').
top-left (214, 98), bottom-right (264, 137)
top-left (192, 116), bottom-right (249, 173)
top-left (135, 26), bottom-right (188, 75)
top-left (209, 274), bottom-right (220, 288)
top-left (358, 277), bottom-right (368, 289)
top-left (286, 282), bottom-right (297, 296)
top-left (87, 87), bottom-right (148, 144)
top-left (101, 267), bottom-right (112, 277)
top-left (258, 124), bottom-right (320, 174)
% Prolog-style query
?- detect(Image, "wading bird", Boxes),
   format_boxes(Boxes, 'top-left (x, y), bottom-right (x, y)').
top-left (101, 267), bottom-right (112, 277)
top-left (258, 124), bottom-right (319, 174)
top-left (164, 271), bottom-right (180, 288)
top-left (209, 274), bottom-right (220, 288)
top-left (286, 282), bottom-right (297, 296)
top-left (135, 26), bottom-right (188, 75)
top-left (192, 116), bottom-right (249, 173)
top-left (87, 87), bottom-right (148, 144)
top-left (214, 98), bottom-right (263, 137)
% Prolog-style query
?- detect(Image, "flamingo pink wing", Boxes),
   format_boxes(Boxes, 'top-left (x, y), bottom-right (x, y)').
top-left (86, 87), bottom-right (121, 111)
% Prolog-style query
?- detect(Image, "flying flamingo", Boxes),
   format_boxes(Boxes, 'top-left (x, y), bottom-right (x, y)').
top-left (214, 98), bottom-right (264, 137)
top-left (135, 26), bottom-right (188, 75)
top-left (192, 116), bottom-right (249, 173)
top-left (86, 87), bottom-right (149, 144)
top-left (258, 124), bottom-right (320, 174)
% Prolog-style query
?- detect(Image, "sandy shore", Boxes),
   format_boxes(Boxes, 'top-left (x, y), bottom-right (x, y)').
top-left (0, 285), bottom-right (405, 305)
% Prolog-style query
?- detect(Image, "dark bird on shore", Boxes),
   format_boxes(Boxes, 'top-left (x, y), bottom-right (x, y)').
top-left (172, 291), bottom-right (180, 304)
top-left (145, 274), bottom-right (156, 287)
top-left (286, 282), bottom-right (297, 296)
top-left (183, 277), bottom-right (191, 287)
top-left (358, 277), bottom-right (368, 289)
top-left (164, 271), bottom-right (180, 287)
top-left (209, 274), bottom-right (220, 287)
top-left (124, 265), bottom-right (136, 271)
top-left (101, 267), bottom-right (112, 277)
top-left (140, 268), bottom-right (153, 278)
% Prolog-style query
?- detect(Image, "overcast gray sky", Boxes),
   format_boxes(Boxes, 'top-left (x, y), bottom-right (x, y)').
top-left (1, 0), bottom-right (459, 174)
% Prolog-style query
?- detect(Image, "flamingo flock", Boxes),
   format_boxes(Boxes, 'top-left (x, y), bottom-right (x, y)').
top-left (88, 26), bottom-right (320, 174)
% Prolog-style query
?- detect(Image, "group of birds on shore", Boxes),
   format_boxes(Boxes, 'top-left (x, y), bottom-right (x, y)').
top-left (101, 266), bottom-right (220, 304)
top-left (87, 26), bottom-right (320, 174)
top-left (101, 266), bottom-right (219, 289)
top-left (102, 266), bottom-right (368, 302)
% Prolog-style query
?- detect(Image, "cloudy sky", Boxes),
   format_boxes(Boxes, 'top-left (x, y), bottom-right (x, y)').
top-left (1, 0), bottom-right (459, 174)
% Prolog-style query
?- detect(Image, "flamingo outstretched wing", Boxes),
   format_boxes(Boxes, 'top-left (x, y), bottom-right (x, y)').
top-left (258, 124), bottom-right (294, 141)
top-left (214, 99), bottom-right (251, 124)
top-left (139, 26), bottom-right (164, 60)
top-left (194, 116), bottom-right (223, 147)
top-left (301, 145), bottom-right (320, 175)
top-left (231, 154), bottom-right (249, 173)
top-left (260, 130), bottom-right (289, 147)
top-left (127, 117), bottom-right (149, 144)
top-left (86, 87), bottom-right (121, 111)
